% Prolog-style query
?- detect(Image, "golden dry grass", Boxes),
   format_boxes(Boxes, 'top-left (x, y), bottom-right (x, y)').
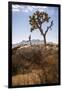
top-left (12, 69), bottom-right (44, 86)
top-left (12, 44), bottom-right (59, 86)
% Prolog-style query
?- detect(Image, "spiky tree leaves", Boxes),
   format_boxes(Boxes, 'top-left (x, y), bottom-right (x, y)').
top-left (29, 11), bottom-right (53, 46)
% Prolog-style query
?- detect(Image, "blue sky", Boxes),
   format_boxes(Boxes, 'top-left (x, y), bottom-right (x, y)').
top-left (12, 5), bottom-right (59, 44)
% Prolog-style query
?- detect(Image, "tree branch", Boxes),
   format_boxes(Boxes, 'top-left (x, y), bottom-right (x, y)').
top-left (36, 22), bottom-right (44, 35)
top-left (45, 20), bottom-right (53, 35)
top-left (40, 28), bottom-right (44, 35)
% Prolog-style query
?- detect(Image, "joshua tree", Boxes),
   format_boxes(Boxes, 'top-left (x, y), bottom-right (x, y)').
top-left (29, 11), bottom-right (53, 46)
top-left (29, 35), bottom-right (31, 45)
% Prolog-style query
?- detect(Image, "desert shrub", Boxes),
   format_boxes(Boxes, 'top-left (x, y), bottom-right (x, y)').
top-left (12, 64), bottom-right (28, 75)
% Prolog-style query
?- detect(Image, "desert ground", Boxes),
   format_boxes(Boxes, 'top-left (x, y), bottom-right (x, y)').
top-left (12, 44), bottom-right (59, 86)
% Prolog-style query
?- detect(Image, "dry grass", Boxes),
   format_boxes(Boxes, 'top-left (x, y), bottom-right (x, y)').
top-left (12, 44), bottom-right (59, 86)
top-left (12, 69), bottom-right (44, 86)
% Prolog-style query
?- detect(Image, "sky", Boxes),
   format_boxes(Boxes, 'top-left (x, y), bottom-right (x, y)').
top-left (12, 4), bottom-right (59, 44)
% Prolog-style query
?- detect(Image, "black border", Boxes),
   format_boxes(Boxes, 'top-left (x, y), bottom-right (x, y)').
top-left (8, 1), bottom-right (61, 88)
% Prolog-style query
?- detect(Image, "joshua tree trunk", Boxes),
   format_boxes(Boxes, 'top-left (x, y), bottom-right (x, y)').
top-left (40, 28), bottom-right (46, 47)
top-left (29, 35), bottom-right (31, 45)
top-left (30, 40), bottom-right (31, 45)
top-left (43, 34), bottom-right (46, 47)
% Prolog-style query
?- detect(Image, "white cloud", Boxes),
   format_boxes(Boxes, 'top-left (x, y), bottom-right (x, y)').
top-left (12, 5), bottom-right (25, 9)
top-left (12, 5), bottom-right (28, 13)
top-left (32, 6), bottom-right (41, 9)
top-left (12, 5), bottom-right (20, 9)
top-left (32, 6), bottom-right (47, 12)
top-left (12, 5), bottom-right (47, 13)
top-left (42, 6), bottom-right (47, 9)
top-left (12, 5), bottom-right (20, 12)
top-left (12, 8), bottom-right (20, 12)
top-left (12, 5), bottom-right (25, 12)
top-left (32, 6), bottom-right (47, 9)
top-left (27, 6), bottom-right (33, 11)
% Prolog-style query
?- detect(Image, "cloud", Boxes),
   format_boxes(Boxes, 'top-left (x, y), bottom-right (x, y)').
top-left (27, 6), bottom-right (33, 11)
top-left (42, 6), bottom-right (47, 9)
top-left (12, 5), bottom-right (47, 13)
top-left (12, 8), bottom-right (20, 12)
top-left (12, 5), bottom-right (24, 9)
top-left (12, 5), bottom-right (28, 13)
top-left (32, 6), bottom-right (47, 9)
top-left (12, 5), bottom-right (20, 12)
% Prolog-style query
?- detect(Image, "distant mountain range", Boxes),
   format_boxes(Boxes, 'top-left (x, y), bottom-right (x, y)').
top-left (12, 39), bottom-right (44, 48)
